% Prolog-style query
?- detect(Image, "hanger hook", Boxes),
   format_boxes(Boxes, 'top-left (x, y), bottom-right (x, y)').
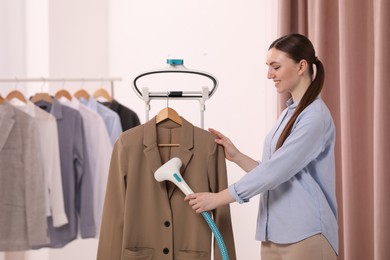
top-left (166, 91), bottom-right (169, 107)
top-left (14, 77), bottom-right (19, 90)
top-left (40, 78), bottom-right (46, 92)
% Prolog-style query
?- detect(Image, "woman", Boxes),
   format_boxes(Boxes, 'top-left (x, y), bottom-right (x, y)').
top-left (185, 33), bottom-right (338, 260)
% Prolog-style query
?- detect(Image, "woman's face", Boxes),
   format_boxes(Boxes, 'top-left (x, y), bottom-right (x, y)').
top-left (266, 48), bottom-right (301, 95)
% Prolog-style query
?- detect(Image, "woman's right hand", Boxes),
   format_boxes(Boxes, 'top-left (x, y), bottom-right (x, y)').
top-left (208, 128), bottom-right (259, 173)
top-left (208, 128), bottom-right (241, 162)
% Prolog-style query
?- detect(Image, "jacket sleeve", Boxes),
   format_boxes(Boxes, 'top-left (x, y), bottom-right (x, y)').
top-left (75, 114), bottom-right (97, 238)
top-left (209, 143), bottom-right (237, 260)
top-left (48, 117), bottom-right (68, 227)
top-left (97, 136), bottom-right (127, 260)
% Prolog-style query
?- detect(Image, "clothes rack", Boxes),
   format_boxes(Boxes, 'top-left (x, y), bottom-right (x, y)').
top-left (132, 59), bottom-right (218, 129)
top-left (0, 77), bottom-right (122, 98)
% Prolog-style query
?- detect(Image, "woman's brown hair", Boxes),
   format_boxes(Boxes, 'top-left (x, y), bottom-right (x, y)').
top-left (270, 33), bottom-right (325, 150)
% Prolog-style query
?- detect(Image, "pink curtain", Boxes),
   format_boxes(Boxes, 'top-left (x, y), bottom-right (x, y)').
top-left (277, 0), bottom-right (390, 259)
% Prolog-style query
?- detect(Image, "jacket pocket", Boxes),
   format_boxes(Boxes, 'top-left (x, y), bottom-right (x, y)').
top-left (175, 250), bottom-right (209, 260)
top-left (122, 247), bottom-right (154, 260)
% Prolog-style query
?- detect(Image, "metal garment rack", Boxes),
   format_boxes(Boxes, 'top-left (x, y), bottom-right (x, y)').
top-left (132, 59), bottom-right (218, 129)
top-left (0, 77), bottom-right (122, 97)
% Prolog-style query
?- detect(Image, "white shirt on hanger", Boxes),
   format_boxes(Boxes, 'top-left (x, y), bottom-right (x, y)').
top-left (14, 100), bottom-right (68, 227)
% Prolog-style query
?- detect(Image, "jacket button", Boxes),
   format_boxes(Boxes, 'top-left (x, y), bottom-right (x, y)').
top-left (164, 221), bottom-right (170, 227)
top-left (163, 248), bottom-right (169, 254)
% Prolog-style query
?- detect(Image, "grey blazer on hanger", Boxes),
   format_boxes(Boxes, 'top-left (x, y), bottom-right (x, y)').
top-left (0, 103), bottom-right (49, 250)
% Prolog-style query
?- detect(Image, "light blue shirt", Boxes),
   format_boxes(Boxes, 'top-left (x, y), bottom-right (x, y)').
top-left (80, 96), bottom-right (123, 145)
top-left (228, 97), bottom-right (338, 254)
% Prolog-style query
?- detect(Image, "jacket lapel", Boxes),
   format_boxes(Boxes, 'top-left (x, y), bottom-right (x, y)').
top-left (143, 118), bottom-right (163, 173)
top-left (143, 117), bottom-right (195, 199)
top-left (0, 103), bottom-right (16, 151)
top-left (169, 118), bottom-right (194, 198)
top-left (176, 118), bottom-right (194, 177)
top-left (143, 118), bottom-right (167, 200)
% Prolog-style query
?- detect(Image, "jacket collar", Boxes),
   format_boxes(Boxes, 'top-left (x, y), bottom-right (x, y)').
top-left (143, 116), bottom-right (194, 198)
top-left (102, 99), bottom-right (120, 111)
top-left (34, 98), bottom-right (63, 120)
top-left (0, 103), bottom-right (16, 151)
top-left (52, 99), bottom-right (64, 120)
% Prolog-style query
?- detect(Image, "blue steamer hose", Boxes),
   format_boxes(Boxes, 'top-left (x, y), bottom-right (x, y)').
top-left (201, 211), bottom-right (229, 260)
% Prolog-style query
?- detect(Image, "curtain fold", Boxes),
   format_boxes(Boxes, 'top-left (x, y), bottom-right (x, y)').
top-left (373, 0), bottom-right (390, 259)
top-left (339, 1), bottom-right (375, 260)
top-left (277, 0), bottom-right (390, 259)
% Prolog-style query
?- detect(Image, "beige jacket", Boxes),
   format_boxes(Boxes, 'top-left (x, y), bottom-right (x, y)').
top-left (97, 117), bottom-right (236, 260)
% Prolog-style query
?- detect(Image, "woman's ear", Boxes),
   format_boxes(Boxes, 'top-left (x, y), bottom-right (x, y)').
top-left (297, 59), bottom-right (308, 76)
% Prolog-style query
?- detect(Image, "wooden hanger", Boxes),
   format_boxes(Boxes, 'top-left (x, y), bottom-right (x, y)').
top-left (156, 107), bottom-right (182, 147)
top-left (55, 89), bottom-right (72, 100)
top-left (6, 90), bottom-right (28, 104)
top-left (30, 92), bottom-right (53, 103)
top-left (156, 107), bottom-right (182, 125)
top-left (74, 89), bottom-right (90, 100)
top-left (93, 88), bottom-right (112, 102)
top-left (0, 95), bottom-right (5, 104)
top-left (158, 143), bottom-right (180, 147)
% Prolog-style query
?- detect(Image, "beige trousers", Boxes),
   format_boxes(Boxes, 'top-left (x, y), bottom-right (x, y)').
top-left (261, 234), bottom-right (337, 260)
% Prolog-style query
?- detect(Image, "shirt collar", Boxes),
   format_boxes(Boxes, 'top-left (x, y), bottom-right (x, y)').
top-left (286, 97), bottom-right (299, 110)
top-left (80, 96), bottom-right (99, 111)
top-left (286, 96), bottom-right (321, 110)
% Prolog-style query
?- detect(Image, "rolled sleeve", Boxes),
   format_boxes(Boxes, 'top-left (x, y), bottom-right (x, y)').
top-left (228, 184), bottom-right (249, 204)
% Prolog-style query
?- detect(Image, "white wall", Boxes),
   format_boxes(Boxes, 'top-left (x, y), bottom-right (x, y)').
top-left (0, 0), bottom-right (278, 259)
top-left (48, 0), bottom-right (109, 78)
top-left (0, 0), bottom-right (27, 94)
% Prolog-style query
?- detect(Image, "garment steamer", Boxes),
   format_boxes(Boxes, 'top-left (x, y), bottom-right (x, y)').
top-left (154, 157), bottom-right (230, 260)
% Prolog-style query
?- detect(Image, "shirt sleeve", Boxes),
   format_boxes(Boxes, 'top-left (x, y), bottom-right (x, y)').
top-left (48, 118), bottom-right (68, 227)
top-left (229, 109), bottom-right (326, 203)
top-left (75, 113), bottom-right (97, 238)
top-left (110, 113), bottom-right (123, 144)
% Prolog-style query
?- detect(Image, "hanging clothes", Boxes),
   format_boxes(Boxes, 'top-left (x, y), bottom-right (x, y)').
top-left (0, 102), bottom-right (49, 250)
top-left (59, 97), bottom-right (113, 233)
top-left (97, 117), bottom-right (236, 260)
top-left (14, 100), bottom-right (68, 228)
top-left (32, 99), bottom-right (96, 248)
top-left (101, 99), bottom-right (140, 131)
